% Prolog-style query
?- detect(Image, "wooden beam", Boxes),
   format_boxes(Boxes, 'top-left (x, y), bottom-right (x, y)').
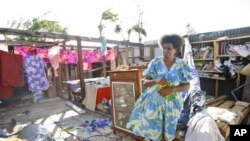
top-left (0, 27), bottom-right (142, 47)
top-left (0, 40), bottom-right (57, 47)
top-left (76, 38), bottom-right (85, 102)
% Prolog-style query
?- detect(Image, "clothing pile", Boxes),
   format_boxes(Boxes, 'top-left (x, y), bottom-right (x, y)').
top-left (218, 41), bottom-right (250, 57)
top-left (214, 58), bottom-right (245, 78)
top-left (192, 46), bottom-right (213, 59)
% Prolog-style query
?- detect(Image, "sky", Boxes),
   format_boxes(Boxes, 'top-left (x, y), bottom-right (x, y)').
top-left (0, 0), bottom-right (250, 42)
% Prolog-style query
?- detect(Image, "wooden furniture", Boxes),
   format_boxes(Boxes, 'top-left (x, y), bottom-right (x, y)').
top-left (175, 95), bottom-right (250, 141)
top-left (108, 70), bottom-right (144, 136)
top-left (206, 95), bottom-right (250, 140)
top-left (190, 35), bottom-right (250, 97)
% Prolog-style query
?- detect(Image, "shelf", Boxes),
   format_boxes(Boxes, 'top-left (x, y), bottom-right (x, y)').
top-left (216, 54), bottom-right (241, 57)
top-left (190, 40), bottom-right (215, 44)
top-left (198, 70), bottom-right (218, 73)
top-left (200, 76), bottom-right (226, 80)
top-left (194, 58), bottom-right (214, 61)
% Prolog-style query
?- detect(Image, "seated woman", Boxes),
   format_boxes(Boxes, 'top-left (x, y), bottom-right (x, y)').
top-left (127, 34), bottom-right (193, 141)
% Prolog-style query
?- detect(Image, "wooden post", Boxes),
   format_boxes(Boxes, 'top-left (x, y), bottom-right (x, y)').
top-left (131, 47), bottom-right (135, 63)
top-left (77, 38), bottom-right (85, 102)
top-left (55, 64), bottom-right (63, 96)
top-left (63, 42), bottom-right (70, 81)
top-left (215, 80), bottom-right (219, 98)
top-left (62, 42), bottom-right (71, 100)
top-left (102, 55), bottom-right (107, 77)
top-left (139, 44), bottom-right (144, 61)
top-left (150, 45), bottom-right (155, 59)
top-left (125, 40), bottom-right (129, 65)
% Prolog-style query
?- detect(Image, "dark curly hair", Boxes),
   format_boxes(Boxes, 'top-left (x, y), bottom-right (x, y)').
top-left (158, 34), bottom-right (184, 54)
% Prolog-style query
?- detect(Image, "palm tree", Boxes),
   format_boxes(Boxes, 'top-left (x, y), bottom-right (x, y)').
top-left (98, 9), bottom-right (119, 77)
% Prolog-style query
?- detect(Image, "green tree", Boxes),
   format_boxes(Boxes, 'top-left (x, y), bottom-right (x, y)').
top-left (98, 9), bottom-right (119, 38)
top-left (98, 9), bottom-right (119, 77)
top-left (7, 15), bottom-right (67, 42)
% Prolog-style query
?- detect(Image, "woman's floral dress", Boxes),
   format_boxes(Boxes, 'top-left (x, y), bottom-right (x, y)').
top-left (126, 56), bottom-right (192, 141)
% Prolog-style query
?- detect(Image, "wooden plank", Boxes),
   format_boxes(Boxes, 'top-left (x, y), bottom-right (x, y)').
top-left (209, 101), bottom-right (225, 107)
top-left (193, 58), bottom-right (214, 61)
top-left (206, 95), bottom-right (228, 106)
top-left (0, 40), bottom-right (57, 47)
top-left (218, 100), bottom-right (235, 109)
top-left (231, 105), bottom-right (246, 112)
top-left (200, 76), bottom-right (226, 80)
top-left (217, 55), bottom-right (241, 57)
top-left (213, 41), bottom-right (219, 60)
top-left (242, 107), bottom-right (250, 124)
top-left (76, 38), bottom-right (85, 102)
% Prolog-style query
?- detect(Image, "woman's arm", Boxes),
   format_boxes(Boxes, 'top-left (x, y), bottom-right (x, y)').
top-left (144, 76), bottom-right (169, 87)
top-left (158, 83), bottom-right (190, 97)
top-left (144, 76), bottom-right (156, 87)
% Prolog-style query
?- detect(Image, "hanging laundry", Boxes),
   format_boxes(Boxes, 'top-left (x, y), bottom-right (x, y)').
top-left (15, 46), bottom-right (50, 63)
top-left (24, 54), bottom-right (49, 92)
top-left (0, 50), bottom-right (24, 87)
top-left (60, 50), bottom-right (78, 64)
top-left (83, 62), bottom-right (92, 71)
top-left (15, 46), bottom-right (118, 64)
top-left (48, 46), bottom-right (61, 77)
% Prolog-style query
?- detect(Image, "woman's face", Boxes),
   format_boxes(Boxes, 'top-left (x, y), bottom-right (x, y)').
top-left (162, 43), bottom-right (177, 59)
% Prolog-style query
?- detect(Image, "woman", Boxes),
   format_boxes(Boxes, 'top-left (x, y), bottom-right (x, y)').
top-left (127, 34), bottom-right (192, 141)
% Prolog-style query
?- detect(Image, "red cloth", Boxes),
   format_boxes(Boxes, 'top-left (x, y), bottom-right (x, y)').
top-left (0, 86), bottom-right (13, 99)
top-left (96, 87), bottom-right (111, 104)
top-left (0, 50), bottom-right (24, 87)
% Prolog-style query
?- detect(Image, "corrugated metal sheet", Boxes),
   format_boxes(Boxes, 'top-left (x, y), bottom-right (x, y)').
top-left (189, 26), bottom-right (250, 42)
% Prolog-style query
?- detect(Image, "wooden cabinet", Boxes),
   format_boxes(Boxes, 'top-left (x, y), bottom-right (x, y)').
top-left (108, 70), bottom-right (144, 136)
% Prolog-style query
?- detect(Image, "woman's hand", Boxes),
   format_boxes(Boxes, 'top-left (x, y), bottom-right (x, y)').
top-left (144, 79), bottom-right (156, 87)
top-left (158, 87), bottom-right (175, 97)
top-left (156, 78), bottom-right (168, 86)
